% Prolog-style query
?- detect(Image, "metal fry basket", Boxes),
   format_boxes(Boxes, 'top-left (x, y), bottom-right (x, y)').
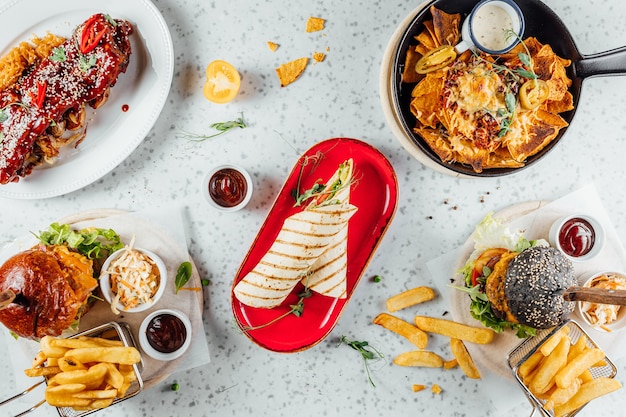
top-left (506, 320), bottom-right (617, 417)
top-left (0, 322), bottom-right (143, 417)
top-left (55, 322), bottom-right (144, 417)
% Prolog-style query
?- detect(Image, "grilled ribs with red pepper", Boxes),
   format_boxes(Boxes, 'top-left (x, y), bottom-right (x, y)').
top-left (0, 14), bottom-right (133, 184)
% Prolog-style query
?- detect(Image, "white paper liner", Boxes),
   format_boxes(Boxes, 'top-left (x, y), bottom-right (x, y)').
top-left (427, 183), bottom-right (626, 415)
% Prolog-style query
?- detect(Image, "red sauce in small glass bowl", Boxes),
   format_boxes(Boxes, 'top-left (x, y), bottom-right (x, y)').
top-left (146, 313), bottom-right (187, 353)
top-left (558, 217), bottom-right (596, 257)
top-left (208, 168), bottom-right (248, 207)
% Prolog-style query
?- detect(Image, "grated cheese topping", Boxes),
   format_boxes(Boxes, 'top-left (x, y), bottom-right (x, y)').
top-left (106, 242), bottom-right (161, 314)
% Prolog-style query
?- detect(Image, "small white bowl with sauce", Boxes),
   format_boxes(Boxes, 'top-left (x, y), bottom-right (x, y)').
top-left (548, 214), bottom-right (605, 262)
top-left (99, 247), bottom-right (167, 313)
top-left (201, 164), bottom-right (253, 212)
top-left (138, 308), bottom-right (192, 361)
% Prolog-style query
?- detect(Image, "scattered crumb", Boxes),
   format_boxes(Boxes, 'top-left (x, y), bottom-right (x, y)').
top-left (267, 41), bottom-right (279, 52)
top-left (412, 384), bottom-right (426, 392)
top-left (431, 384), bottom-right (443, 394)
top-left (313, 52), bottom-right (326, 63)
top-left (306, 16), bottom-right (325, 32)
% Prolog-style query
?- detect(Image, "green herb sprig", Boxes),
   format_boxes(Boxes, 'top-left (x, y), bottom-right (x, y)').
top-left (177, 113), bottom-right (246, 142)
top-left (50, 47), bottom-right (67, 63)
top-left (338, 335), bottom-right (384, 387)
top-left (175, 261), bottom-right (193, 294)
top-left (242, 286), bottom-right (312, 331)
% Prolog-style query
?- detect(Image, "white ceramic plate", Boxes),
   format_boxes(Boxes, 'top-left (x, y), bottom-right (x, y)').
top-left (0, 0), bottom-right (173, 199)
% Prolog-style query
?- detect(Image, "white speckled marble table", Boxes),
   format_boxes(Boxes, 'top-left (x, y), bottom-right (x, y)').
top-left (1, 0), bottom-right (626, 416)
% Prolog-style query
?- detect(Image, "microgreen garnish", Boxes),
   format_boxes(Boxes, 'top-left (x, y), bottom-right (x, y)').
top-left (171, 382), bottom-right (180, 391)
top-left (338, 335), bottom-right (384, 387)
top-left (50, 47), bottom-right (66, 63)
top-left (242, 286), bottom-right (312, 331)
top-left (201, 279), bottom-right (210, 286)
top-left (291, 151), bottom-right (324, 205)
top-left (175, 261), bottom-right (193, 294)
top-left (177, 113), bottom-right (246, 141)
top-left (79, 55), bottom-right (97, 71)
top-left (373, 275), bottom-right (382, 283)
top-left (0, 102), bottom-right (29, 123)
top-left (104, 14), bottom-right (117, 27)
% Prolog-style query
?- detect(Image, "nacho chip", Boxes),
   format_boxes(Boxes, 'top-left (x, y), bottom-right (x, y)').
top-left (430, 6), bottom-right (461, 46)
top-left (267, 41), bottom-right (279, 52)
top-left (275, 57), bottom-right (309, 87)
top-left (402, 47), bottom-right (423, 84)
top-left (415, 29), bottom-right (437, 50)
top-left (306, 17), bottom-right (325, 33)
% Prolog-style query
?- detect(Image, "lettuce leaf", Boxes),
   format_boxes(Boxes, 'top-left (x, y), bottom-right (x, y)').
top-left (34, 222), bottom-right (124, 260)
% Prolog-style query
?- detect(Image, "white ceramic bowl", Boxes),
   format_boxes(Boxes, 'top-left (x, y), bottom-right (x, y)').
top-left (201, 164), bottom-right (253, 212)
top-left (548, 214), bottom-right (605, 262)
top-left (576, 271), bottom-right (626, 333)
top-left (138, 308), bottom-right (192, 361)
top-left (99, 247), bottom-right (167, 313)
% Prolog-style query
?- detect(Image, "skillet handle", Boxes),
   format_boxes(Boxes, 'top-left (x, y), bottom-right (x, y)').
top-left (576, 46), bottom-right (626, 78)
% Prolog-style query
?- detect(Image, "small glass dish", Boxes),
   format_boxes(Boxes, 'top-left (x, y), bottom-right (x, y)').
top-left (138, 309), bottom-right (192, 361)
top-left (576, 271), bottom-right (626, 333)
top-left (99, 247), bottom-right (168, 313)
top-left (201, 164), bottom-right (253, 212)
top-left (507, 320), bottom-right (617, 417)
top-left (548, 214), bottom-right (605, 262)
top-left (55, 322), bottom-right (144, 417)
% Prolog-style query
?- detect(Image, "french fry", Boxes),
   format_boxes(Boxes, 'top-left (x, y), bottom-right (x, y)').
top-left (579, 369), bottom-right (594, 383)
top-left (58, 357), bottom-right (87, 372)
top-left (519, 349), bottom-right (544, 380)
top-left (32, 351), bottom-right (47, 368)
top-left (393, 350), bottom-right (443, 368)
top-left (48, 363), bottom-right (108, 386)
top-left (443, 358), bottom-right (458, 370)
top-left (450, 338), bottom-right (480, 379)
top-left (544, 377), bottom-right (581, 411)
top-left (65, 346), bottom-right (141, 365)
top-left (386, 286), bottom-right (435, 312)
top-left (553, 377), bottom-right (622, 417)
top-left (45, 384), bottom-right (87, 395)
top-left (567, 335), bottom-right (587, 363)
top-left (90, 398), bottom-right (115, 409)
top-left (40, 336), bottom-right (69, 358)
top-left (555, 348), bottom-right (605, 389)
top-left (528, 336), bottom-right (569, 395)
top-left (51, 337), bottom-right (123, 349)
top-left (73, 389), bottom-right (118, 399)
top-left (104, 363), bottom-right (125, 390)
top-left (540, 326), bottom-right (570, 356)
top-left (373, 313), bottom-right (428, 349)
top-left (44, 392), bottom-right (92, 408)
top-left (24, 365), bottom-right (62, 377)
top-left (413, 315), bottom-right (494, 344)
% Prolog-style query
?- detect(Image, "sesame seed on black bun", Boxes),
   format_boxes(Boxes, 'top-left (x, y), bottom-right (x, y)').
top-left (504, 246), bottom-right (576, 329)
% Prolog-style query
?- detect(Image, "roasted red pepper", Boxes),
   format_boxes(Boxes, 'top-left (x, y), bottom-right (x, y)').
top-left (80, 15), bottom-right (107, 54)
top-left (29, 81), bottom-right (47, 108)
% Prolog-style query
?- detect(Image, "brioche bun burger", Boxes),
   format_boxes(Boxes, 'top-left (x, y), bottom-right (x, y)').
top-left (458, 214), bottom-right (576, 338)
top-left (0, 223), bottom-right (123, 339)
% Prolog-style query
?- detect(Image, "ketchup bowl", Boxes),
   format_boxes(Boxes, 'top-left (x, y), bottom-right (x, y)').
top-left (548, 214), bottom-right (605, 262)
top-left (201, 164), bottom-right (253, 212)
top-left (139, 308), bottom-right (192, 361)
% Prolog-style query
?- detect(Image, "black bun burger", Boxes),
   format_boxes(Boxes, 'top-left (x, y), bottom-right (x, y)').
top-left (462, 245), bottom-right (576, 338)
top-left (486, 246), bottom-right (576, 329)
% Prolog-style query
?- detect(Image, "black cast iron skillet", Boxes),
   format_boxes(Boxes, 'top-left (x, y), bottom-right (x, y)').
top-left (392, 0), bottom-right (626, 177)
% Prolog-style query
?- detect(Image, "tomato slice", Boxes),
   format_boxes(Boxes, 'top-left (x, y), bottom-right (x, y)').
top-left (203, 60), bottom-right (241, 104)
top-left (471, 247), bottom-right (509, 286)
